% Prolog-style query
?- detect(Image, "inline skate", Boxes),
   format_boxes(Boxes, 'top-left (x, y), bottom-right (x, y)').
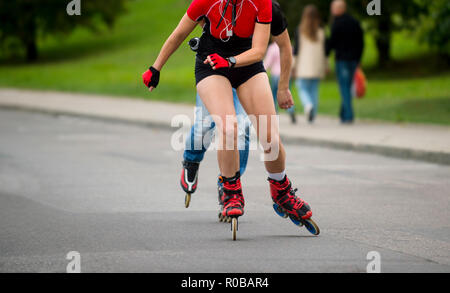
top-left (269, 176), bottom-right (320, 235)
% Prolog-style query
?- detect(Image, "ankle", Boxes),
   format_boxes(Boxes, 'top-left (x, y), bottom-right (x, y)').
top-left (268, 170), bottom-right (286, 182)
top-left (220, 171), bottom-right (241, 184)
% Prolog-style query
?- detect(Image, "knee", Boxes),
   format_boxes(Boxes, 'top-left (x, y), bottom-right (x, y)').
top-left (219, 118), bottom-right (238, 142)
top-left (262, 139), bottom-right (284, 162)
top-left (261, 132), bottom-right (280, 153)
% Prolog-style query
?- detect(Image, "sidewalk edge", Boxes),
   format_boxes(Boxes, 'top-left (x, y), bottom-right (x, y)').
top-left (1, 104), bottom-right (449, 166)
top-left (281, 135), bottom-right (450, 166)
top-left (0, 104), bottom-right (174, 131)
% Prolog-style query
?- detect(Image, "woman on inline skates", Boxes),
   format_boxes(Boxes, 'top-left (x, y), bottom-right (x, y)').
top-left (143, 0), bottom-right (316, 235)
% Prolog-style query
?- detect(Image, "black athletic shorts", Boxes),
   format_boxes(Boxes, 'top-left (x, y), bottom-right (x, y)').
top-left (195, 57), bottom-right (266, 89)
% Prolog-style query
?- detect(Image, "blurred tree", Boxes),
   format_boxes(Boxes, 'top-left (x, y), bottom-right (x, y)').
top-left (0, 0), bottom-right (126, 62)
top-left (417, 0), bottom-right (450, 61)
top-left (277, 0), bottom-right (424, 67)
top-left (358, 0), bottom-right (424, 67)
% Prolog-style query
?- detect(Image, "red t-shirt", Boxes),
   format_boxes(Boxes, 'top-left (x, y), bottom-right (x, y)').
top-left (187, 0), bottom-right (272, 40)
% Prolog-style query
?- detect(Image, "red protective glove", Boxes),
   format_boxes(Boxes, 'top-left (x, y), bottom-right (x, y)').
top-left (142, 66), bottom-right (160, 89)
top-left (206, 53), bottom-right (229, 70)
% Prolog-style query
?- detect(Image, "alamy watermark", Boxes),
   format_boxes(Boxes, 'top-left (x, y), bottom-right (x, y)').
top-left (68, 0), bottom-right (381, 17)
top-left (66, 251), bottom-right (81, 273)
top-left (171, 110), bottom-right (281, 162)
top-left (367, 0), bottom-right (381, 16)
top-left (366, 251), bottom-right (381, 273)
top-left (67, 0), bottom-right (81, 16)
top-left (64, 249), bottom-right (380, 273)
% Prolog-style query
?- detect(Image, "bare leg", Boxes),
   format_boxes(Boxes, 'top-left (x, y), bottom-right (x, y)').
top-left (236, 73), bottom-right (314, 221)
top-left (197, 75), bottom-right (239, 177)
top-left (236, 73), bottom-right (286, 173)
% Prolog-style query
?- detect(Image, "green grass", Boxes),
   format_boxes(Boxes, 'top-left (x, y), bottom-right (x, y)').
top-left (310, 72), bottom-right (450, 125)
top-left (0, 0), bottom-right (449, 125)
top-left (0, 0), bottom-right (200, 103)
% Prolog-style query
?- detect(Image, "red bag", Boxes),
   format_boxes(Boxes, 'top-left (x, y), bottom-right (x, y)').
top-left (352, 67), bottom-right (367, 99)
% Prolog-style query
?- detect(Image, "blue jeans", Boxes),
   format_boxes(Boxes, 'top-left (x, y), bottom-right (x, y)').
top-left (296, 78), bottom-right (320, 116)
top-left (183, 89), bottom-right (251, 176)
top-left (270, 75), bottom-right (295, 115)
top-left (336, 60), bottom-right (358, 122)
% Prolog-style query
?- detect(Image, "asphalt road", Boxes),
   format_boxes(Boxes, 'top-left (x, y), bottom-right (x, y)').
top-left (0, 109), bottom-right (449, 273)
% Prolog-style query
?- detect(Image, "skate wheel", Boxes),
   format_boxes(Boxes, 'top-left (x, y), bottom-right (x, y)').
top-left (303, 218), bottom-right (320, 236)
top-left (273, 203), bottom-right (288, 218)
top-left (218, 212), bottom-right (224, 222)
top-left (231, 217), bottom-right (238, 241)
top-left (289, 215), bottom-right (303, 227)
top-left (185, 193), bottom-right (191, 208)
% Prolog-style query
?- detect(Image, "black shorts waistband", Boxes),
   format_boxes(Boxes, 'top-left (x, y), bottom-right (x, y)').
top-left (195, 58), bottom-right (266, 89)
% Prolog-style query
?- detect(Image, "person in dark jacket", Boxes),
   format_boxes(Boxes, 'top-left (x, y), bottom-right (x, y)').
top-left (326, 0), bottom-right (364, 124)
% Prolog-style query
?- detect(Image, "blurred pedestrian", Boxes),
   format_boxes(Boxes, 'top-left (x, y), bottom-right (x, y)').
top-left (293, 4), bottom-right (327, 123)
top-left (264, 41), bottom-right (297, 124)
top-left (326, 0), bottom-right (364, 124)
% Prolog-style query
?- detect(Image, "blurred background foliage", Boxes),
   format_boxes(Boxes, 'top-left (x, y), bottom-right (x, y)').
top-left (0, 0), bottom-right (126, 61)
top-left (416, 0), bottom-right (450, 61)
top-left (278, 0), bottom-right (449, 67)
top-left (0, 0), bottom-right (448, 125)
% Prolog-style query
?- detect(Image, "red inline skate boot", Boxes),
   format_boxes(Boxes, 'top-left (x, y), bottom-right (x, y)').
top-left (269, 175), bottom-right (319, 235)
top-left (269, 175), bottom-right (312, 220)
top-left (219, 172), bottom-right (245, 219)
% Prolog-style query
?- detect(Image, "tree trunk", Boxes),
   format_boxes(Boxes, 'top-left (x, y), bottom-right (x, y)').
top-left (22, 11), bottom-right (38, 62)
top-left (376, 34), bottom-right (391, 67)
top-left (375, 15), bottom-right (392, 68)
top-left (25, 39), bottom-right (38, 62)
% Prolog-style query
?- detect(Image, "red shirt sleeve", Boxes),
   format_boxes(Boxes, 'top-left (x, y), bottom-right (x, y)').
top-left (187, 0), bottom-right (207, 22)
top-left (256, 0), bottom-right (272, 24)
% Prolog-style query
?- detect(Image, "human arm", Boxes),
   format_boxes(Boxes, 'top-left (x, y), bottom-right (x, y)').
top-left (272, 29), bottom-right (294, 109)
top-left (355, 21), bottom-right (364, 64)
top-left (144, 14), bottom-right (198, 91)
top-left (292, 28), bottom-right (300, 79)
top-left (152, 14), bottom-right (197, 72)
top-left (325, 21), bottom-right (337, 57)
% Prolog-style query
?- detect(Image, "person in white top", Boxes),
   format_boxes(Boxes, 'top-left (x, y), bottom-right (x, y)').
top-left (293, 5), bottom-right (328, 123)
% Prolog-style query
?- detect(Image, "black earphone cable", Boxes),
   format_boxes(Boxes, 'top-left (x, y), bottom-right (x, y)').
top-left (232, 1), bottom-right (237, 27)
top-left (216, 0), bottom-right (231, 29)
